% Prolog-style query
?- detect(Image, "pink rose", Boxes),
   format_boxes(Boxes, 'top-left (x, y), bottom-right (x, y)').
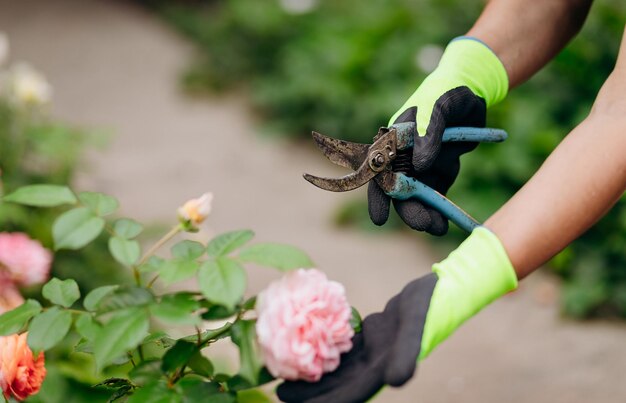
top-left (0, 333), bottom-right (46, 401)
top-left (0, 272), bottom-right (24, 315)
top-left (256, 269), bottom-right (354, 382)
top-left (0, 233), bottom-right (52, 286)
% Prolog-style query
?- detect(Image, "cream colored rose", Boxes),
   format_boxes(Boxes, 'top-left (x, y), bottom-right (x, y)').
top-left (178, 192), bottom-right (213, 225)
top-left (7, 63), bottom-right (52, 105)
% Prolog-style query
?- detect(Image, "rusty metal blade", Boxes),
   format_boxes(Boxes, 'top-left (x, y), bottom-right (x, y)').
top-left (311, 131), bottom-right (369, 171)
top-left (303, 159), bottom-right (378, 192)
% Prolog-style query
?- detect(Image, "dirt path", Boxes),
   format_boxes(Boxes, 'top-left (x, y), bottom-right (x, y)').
top-left (1, 1), bottom-right (625, 402)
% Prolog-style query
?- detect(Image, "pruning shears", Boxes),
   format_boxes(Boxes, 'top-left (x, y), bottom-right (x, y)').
top-left (303, 122), bottom-right (508, 232)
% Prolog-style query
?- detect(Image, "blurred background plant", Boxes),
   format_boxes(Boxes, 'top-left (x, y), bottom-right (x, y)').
top-left (139, 0), bottom-right (626, 318)
top-left (0, 33), bottom-right (128, 293)
top-left (0, 32), bottom-right (128, 402)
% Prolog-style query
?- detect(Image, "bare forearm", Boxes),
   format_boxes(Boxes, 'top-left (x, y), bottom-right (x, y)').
top-left (485, 31), bottom-right (626, 278)
top-left (467, 0), bottom-right (593, 87)
top-left (486, 115), bottom-right (625, 278)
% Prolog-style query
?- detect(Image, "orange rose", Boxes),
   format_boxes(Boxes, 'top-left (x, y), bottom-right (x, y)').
top-left (0, 333), bottom-right (46, 401)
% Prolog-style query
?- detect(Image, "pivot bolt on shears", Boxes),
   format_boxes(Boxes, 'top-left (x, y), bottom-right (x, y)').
top-left (303, 122), bottom-right (508, 233)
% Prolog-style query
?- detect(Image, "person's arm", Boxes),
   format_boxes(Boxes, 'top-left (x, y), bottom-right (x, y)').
top-left (486, 27), bottom-right (626, 279)
top-left (468, 0), bottom-right (594, 87)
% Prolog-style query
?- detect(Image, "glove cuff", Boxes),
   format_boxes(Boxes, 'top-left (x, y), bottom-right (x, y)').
top-left (438, 36), bottom-right (509, 107)
top-left (419, 227), bottom-right (518, 359)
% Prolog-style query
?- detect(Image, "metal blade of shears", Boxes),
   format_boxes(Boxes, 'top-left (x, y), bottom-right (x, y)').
top-left (303, 157), bottom-right (379, 192)
top-left (310, 131), bottom-right (370, 171)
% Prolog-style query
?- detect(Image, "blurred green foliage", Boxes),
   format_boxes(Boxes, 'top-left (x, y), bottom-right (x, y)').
top-left (0, 97), bottom-right (130, 402)
top-left (149, 0), bottom-right (625, 317)
top-left (0, 101), bottom-right (129, 292)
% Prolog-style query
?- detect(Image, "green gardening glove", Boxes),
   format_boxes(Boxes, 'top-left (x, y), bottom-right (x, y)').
top-left (368, 37), bottom-right (509, 235)
top-left (277, 227), bottom-right (518, 403)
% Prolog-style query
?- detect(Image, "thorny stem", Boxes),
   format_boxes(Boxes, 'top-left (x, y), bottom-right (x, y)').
top-left (170, 363), bottom-right (188, 385)
top-left (195, 326), bottom-right (202, 347)
top-left (199, 322), bottom-right (235, 348)
top-left (136, 224), bottom-right (182, 287)
top-left (146, 273), bottom-right (160, 289)
top-left (168, 312), bottom-right (248, 386)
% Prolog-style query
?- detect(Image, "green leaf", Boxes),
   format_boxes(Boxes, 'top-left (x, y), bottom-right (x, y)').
top-left (96, 287), bottom-right (154, 313)
top-left (142, 331), bottom-right (169, 345)
top-left (74, 312), bottom-right (99, 340)
top-left (126, 380), bottom-right (181, 403)
top-left (84, 285), bottom-right (119, 311)
top-left (198, 258), bottom-right (246, 309)
top-left (129, 360), bottom-right (161, 387)
top-left (52, 207), bottom-right (105, 250)
top-left (212, 374), bottom-right (231, 383)
top-left (230, 320), bottom-right (263, 385)
top-left (3, 184), bottom-right (76, 207)
top-left (226, 375), bottom-right (252, 392)
top-left (107, 385), bottom-right (135, 402)
top-left (96, 378), bottom-right (136, 402)
top-left (113, 218), bottom-right (143, 239)
top-left (42, 278), bottom-right (80, 308)
top-left (188, 352), bottom-right (214, 378)
top-left (207, 230), bottom-right (254, 257)
top-left (78, 191), bottom-right (119, 216)
top-left (237, 389), bottom-right (272, 403)
top-left (139, 256), bottom-right (164, 273)
top-left (109, 236), bottom-right (141, 266)
top-left (158, 259), bottom-right (199, 286)
top-left (238, 243), bottom-right (313, 271)
top-left (161, 340), bottom-right (198, 373)
top-left (350, 306), bottom-right (362, 333)
top-left (150, 293), bottom-right (200, 325)
top-left (95, 377), bottom-right (134, 390)
top-left (178, 379), bottom-right (227, 403)
top-left (0, 299), bottom-right (42, 335)
top-left (171, 240), bottom-right (205, 260)
top-left (27, 307), bottom-right (72, 352)
top-left (201, 304), bottom-right (237, 321)
top-left (74, 338), bottom-right (92, 354)
top-left (242, 296), bottom-right (256, 310)
top-left (94, 308), bottom-right (149, 369)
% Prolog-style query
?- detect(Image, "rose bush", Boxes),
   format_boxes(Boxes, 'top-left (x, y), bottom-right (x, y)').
top-left (0, 185), bottom-right (360, 402)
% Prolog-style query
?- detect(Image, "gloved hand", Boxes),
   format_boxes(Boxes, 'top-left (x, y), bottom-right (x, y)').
top-left (277, 227), bottom-right (518, 403)
top-left (368, 37), bottom-right (509, 235)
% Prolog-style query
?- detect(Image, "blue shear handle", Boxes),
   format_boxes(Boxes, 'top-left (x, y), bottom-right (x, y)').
top-left (386, 173), bottom-right (481, 233)
top-left (392, 122), bottom-right (507, 149)
top-left (441, 127), bottom-right (507, 143)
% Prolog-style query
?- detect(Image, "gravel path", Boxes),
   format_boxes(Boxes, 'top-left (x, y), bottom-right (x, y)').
top-left (1, 1), bottom-right (624, 402)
